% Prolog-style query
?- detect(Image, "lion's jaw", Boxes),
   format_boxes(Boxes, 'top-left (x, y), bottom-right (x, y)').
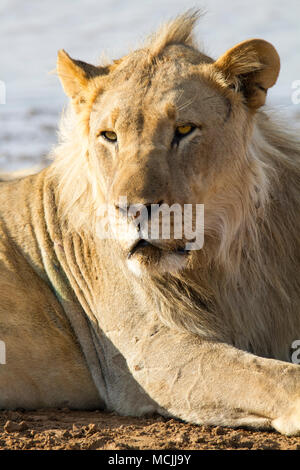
top-left (126, 243), bottom-right (189, 277)
top-left (105, 207), bottom-right (191, 276)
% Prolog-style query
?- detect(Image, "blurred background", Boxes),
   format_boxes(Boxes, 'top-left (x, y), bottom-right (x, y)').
top-left (0, 0), bottom-right (299, 171)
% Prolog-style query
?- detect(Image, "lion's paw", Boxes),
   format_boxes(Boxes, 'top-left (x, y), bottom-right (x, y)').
top-left (272, 400), bottom-right (300, 436)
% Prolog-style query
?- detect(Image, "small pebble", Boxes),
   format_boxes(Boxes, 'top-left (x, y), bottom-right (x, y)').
top-left (4, 420), bottom-right (28, 433)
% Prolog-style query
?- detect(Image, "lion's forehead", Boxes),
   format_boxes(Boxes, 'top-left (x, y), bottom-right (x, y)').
top-left (91, 71), bottom-right (228, 134)
top-left (108, 45), bottom-right (213, 81)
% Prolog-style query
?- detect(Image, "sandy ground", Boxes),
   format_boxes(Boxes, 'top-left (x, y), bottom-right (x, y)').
top-left (0, 409), bottom-right (299, 450)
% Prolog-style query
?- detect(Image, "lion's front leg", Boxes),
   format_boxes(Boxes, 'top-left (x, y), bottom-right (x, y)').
top-left (122, 328), bottom-right (300, 435)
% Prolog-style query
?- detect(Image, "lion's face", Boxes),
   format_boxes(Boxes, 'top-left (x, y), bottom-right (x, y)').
top-left (88, 50), bottom-right (243, 274)
top-left (56, 16), bottom-right (280, 276)
top-left (90, 60), bottom-right (233, 205)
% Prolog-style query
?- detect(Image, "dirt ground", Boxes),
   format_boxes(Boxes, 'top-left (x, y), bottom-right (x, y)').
top-left (0, 409), bottom-right (299, 450)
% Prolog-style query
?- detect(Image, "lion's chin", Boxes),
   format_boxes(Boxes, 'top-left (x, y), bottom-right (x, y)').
top-left (126, 239), bottom-right (189, 277)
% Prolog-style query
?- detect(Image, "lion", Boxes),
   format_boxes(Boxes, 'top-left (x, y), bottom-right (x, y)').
top-left (0, 10), bottom-right (299, 436)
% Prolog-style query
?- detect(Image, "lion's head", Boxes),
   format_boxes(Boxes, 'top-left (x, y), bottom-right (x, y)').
top-left (53, 10), bottom-right (280, 277)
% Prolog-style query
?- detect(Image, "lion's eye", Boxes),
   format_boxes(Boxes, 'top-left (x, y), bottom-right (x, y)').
top-left (172, 124), bottom-right (196, 146)
top-left (175, 125), bottom-right (196, 139)
top-left (100, 130), bottom-right (118, 142)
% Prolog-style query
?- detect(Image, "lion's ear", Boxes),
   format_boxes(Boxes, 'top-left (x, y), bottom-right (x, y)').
top-left (214, 39), bottom-right (280, 109)
top-left (57, 50), bottom-right (108, 106)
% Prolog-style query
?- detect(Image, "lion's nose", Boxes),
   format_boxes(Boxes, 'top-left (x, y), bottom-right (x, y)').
top-left (115, 200), bottom-right (164, 220)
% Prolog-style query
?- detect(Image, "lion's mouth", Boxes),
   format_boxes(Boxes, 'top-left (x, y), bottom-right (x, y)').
top-left (127, 239), bottom-right (190, 259)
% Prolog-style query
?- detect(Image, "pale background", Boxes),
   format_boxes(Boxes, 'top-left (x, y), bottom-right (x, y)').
top-left (0, 0), bottom-right (299, 171)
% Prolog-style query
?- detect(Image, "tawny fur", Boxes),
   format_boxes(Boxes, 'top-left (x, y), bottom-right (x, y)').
top-left (0, 10), bottom-right (299, 435)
